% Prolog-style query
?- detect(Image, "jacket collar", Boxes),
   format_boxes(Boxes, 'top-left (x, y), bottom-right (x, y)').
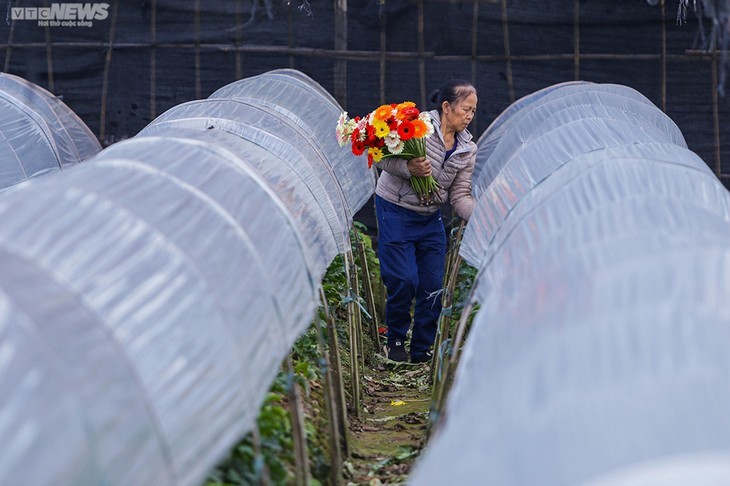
top-left (428, 109), bottom-right (474, 147)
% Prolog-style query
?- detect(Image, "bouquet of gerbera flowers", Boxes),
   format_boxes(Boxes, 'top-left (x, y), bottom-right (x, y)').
top-left (336, 101), bottom-right (440, 204)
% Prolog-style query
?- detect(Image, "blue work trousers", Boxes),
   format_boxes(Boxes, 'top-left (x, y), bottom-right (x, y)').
top-left (375, 195), bottom-right (446, 359)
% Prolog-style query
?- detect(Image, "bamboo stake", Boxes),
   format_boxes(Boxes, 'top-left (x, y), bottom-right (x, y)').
top-left (712, 47), bottom-right (722, 177)
top-left (431, 221), bottom-right (465, 385)
top-left (150, 0), bottom-right (157, 119)
top-left (342, 250), bottom-right (362, 419)
top-left (471, 0), bottom-right (479, 131)
top-left (418, 0), bottom-right (426, 108)
top-left (98, 0), bottom-right (119, 144)
top-left (235, 0), bottom-right (243, 79)
top-left (352, 228), bottom-right (381, 353)
top-left (319, 288), bottom-right (350, 460)
top-left (573, 0), bottom-right (580, 80)
top-left (43, 0), bottom-right (55, 92)
top-left (194, 0), bottom-right (202, 99)
top-left (314, 292), bottom-right (346, 484)
top-left (286, 356), bottom-right (311, 486)
top-left (334, 0), bottom-right (348, 108)
top-left (379, 0), bottom-right (386, 105)
top-left (500, 0), bottom-right (515, 103)
top-left (251, 427), bottom-right (271, 485)
top-left (660, 0), bottom-right (667, 112)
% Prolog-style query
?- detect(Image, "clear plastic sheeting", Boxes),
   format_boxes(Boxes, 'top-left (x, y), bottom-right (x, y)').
top-left (210, 69), bottom-right (376, 223)
top-left (412, 84), bottom-right (730, 485)
top-left (462, 83), bottom-right (689, 268)
top-left (0, 69), bottom-right (369, 486)
top-left (0, 72), bottom-right (101, 190)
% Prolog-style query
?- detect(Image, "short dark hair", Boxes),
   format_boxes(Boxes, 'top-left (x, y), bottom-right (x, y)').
top-left (429, 79), bottom-right (476, 114)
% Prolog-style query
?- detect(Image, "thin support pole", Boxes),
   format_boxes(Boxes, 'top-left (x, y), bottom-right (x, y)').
top-left (288, 0), bottom-right (295, 68)
top-left (319, 288), bottom-right (350, 458)
top-left (343, 250), bottom-right (362, 418)
top-left (99, 0), bottom-right (119, 145)
top-left (235, 0), bottom-right (243, 79)
top-left (194, 0), bottom-right (202, 99)
top-left (334, 0), bottom-right (348, 108)
top-left (43, 0), bottom-right (54, 92)
top-left (4, 8), bottom-right (17, 72)
top-left (431, 221), bottom-right (465, 385)
top-left (251, 427), bottom-right (271, 485)
top-left (379, 1), bottom-right (386, 105)
top-left (712, 48), bottom-right (722, 176)
top-left (316, 290), bottom-right (347, 483)
top-left (150, 0), bottom-right (157, 119)
top-left (418, 0), bottom-right (426, 108)
top-left (660, 0), bottom-right (667, 111)
top-left (286, 356), bottom-right (311, 486)
top-left (471, 0), bottom-right (479, 131)
top-left (573, 0), bottom-right (580, 80)
top-left (352, 228), bottom-right (381, 353)
top-left (429, 296), bottom-right (476, 430)
top-left (500, 0), bottom-right (515, 102)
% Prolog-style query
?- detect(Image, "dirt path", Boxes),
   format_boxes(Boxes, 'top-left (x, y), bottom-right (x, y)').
top-left (345, 361), bottom-right (433, 485)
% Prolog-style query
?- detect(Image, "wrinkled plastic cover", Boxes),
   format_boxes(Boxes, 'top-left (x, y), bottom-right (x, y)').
top-left (145, 98), bottom-right (351, 256)
top-left (0, 70), bottom-right (374, 486)
top-left (413, 85), bottom-right (730, 485)
top-left (462, 84), bottom-right (689, 268)
top-left (210, 69), bottom-right (376, 220)
top-left (0, 73), bottom-right (101, 189)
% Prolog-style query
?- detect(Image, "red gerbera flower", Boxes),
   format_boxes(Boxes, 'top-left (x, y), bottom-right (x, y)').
top-left (398, 121), bottom-right (415, 141)
top-left (387, 117), bottom-right (398, 131)
top-left (352, 140), bottom-right (366, 156)
top-left (367, 152), bottom-right (374, 168)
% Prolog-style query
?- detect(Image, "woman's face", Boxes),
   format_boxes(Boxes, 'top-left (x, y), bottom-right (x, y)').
top-left (442, 92), bottom-right (478, 132)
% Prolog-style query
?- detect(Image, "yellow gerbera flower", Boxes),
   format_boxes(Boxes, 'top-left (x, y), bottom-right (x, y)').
top-left (373, 104), bottom-right (394, 121)
top-left (368, 146), bottom-right (384, 162)
top-left (372, 119), bottom-right (390, 138)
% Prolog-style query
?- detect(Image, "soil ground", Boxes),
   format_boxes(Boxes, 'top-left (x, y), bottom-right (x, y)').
top-left (345, 358), bottom-right (433, 485)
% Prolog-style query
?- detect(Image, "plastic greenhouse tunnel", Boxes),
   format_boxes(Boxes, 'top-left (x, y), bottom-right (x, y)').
top-left (411, 83), bottom-right (730, 485)
top-left (0, 69), bottom-right (374, 485)
top-left (0, 72), bottom-right (100, 190)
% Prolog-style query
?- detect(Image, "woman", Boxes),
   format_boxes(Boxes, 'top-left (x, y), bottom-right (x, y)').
top-left (375, 79), bottom-right (477, 363)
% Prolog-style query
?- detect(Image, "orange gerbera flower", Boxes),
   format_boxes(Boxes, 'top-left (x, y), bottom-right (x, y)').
top-left (373, 104), bottom-right (394, 121)
top-left (412, 118), bottom-right (428, 138)
top-left (396, 101), bottom-right (416, 111)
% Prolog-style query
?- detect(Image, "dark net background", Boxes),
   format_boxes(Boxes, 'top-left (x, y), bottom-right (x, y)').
top-left (1, 0), bottom-right (728, 182)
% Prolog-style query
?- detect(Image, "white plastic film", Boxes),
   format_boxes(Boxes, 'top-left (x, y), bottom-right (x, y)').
top-left (413, 83), bottom-right (730, 485)
top-left (0, 73), bottom-right (101, 189)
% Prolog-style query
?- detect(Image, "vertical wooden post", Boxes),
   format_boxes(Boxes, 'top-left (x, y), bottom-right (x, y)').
top-left (500, 0), bottom-right (515, 103)
top-left (379, 0), bottom-right (386, 105)
top-left (334, 0), bottom-right (348, 108)
top-left (471, 0), bottom-right (479, 131)
top-left (712, 49), bottom-right (722, 177)
top-left (194, 0), bottom-right (202, 99)
top-left (286, 356), bottom-right (311, 486)
top-left (288, 1), bottom-right (295, 69)
top-left (99, 0), bottom-right (120, 144)
top-left (42, 0), bottom-right (55, 92)
top-left (150, 0), bottom-right (157, 119)
top-left (573, 0), bottom-right (580, 81)
top-left (235, 0), bottom-right (243, 79)
top-left (660, 0), bottom-right (667, 112)
top-left (343, 250), bottom-right (362, 419)
top-left (418, 0), bottom-right (426, 108)
top-left (4, 9), bottom-right (17, 72)
top-left (315, 293), bottom-right (347, 484)
top-left (353, 231), bottom-right (381, 352)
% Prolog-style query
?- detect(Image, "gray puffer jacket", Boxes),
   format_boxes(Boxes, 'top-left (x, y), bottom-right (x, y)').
top-left (374, 110), bottom-right (476, 220)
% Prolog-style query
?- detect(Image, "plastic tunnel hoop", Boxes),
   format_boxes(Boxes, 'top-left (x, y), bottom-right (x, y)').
top-left (412, 83), bottom-right (730, 485)
top-left (0, 73), bottom-right (101, 190)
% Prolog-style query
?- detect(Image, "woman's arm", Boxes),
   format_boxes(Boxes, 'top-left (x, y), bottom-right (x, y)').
top-left (449, 151), bottom-right (476, 220)
top-left (377, 156), bottom-right (412, 179)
